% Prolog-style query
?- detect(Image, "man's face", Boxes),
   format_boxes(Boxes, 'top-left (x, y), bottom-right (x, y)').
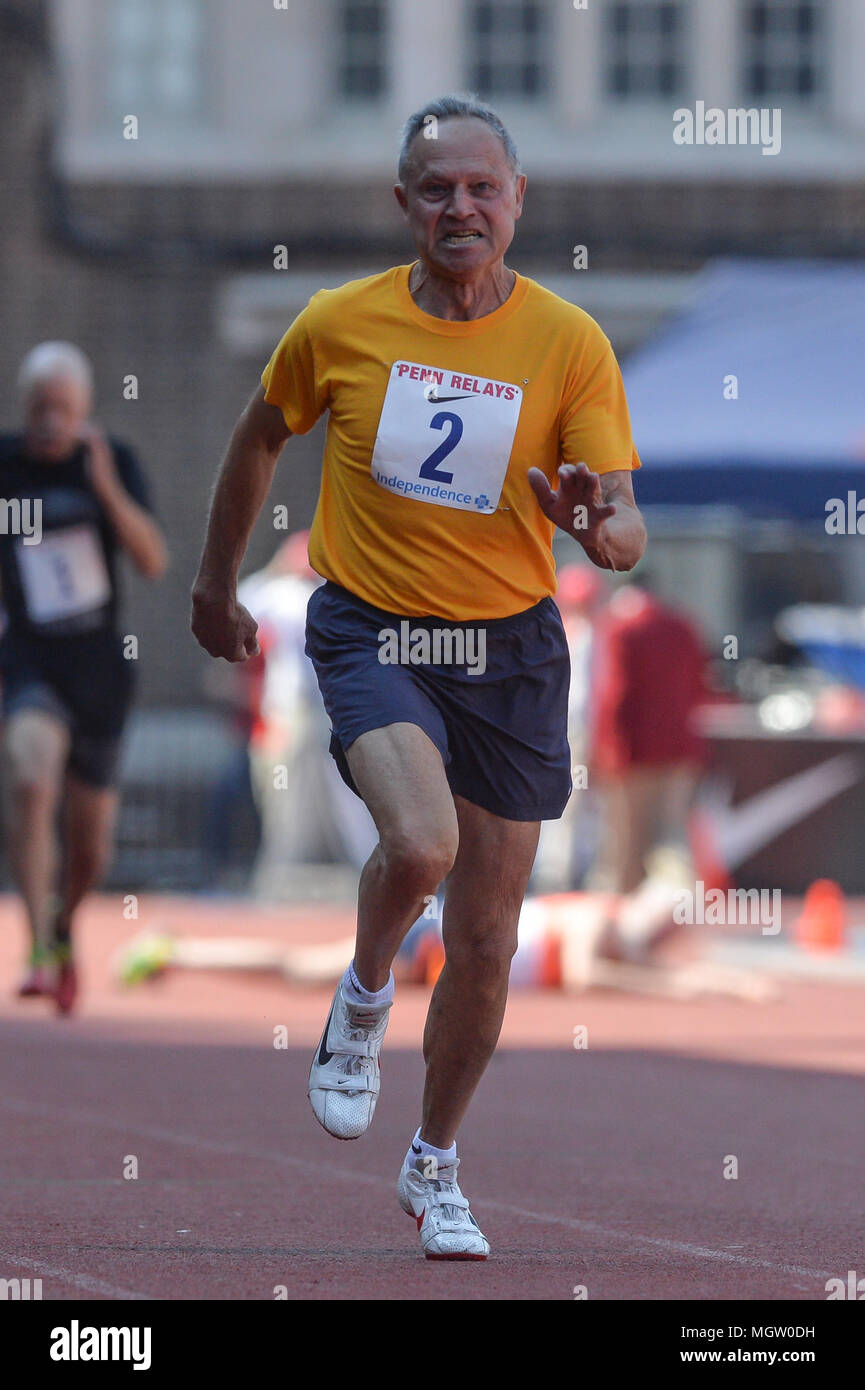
top-left (23, 375), bottom-right (91, 462)
top-left (394, 117), bottom-right (526, 282)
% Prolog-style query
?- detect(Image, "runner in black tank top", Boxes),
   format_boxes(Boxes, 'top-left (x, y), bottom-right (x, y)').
top-left (1, 342), bottom-right (167, 1013)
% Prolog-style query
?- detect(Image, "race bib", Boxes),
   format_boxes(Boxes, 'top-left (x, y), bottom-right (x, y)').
top-left (17, 524), bottom-right (111, 625)
top-left (371, 359), bottom-right (523, 514)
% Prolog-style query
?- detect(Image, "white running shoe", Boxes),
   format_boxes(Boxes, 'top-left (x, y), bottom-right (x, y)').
top-left (307, 980), bottom-right (392, 1140)
top-left (398, 1147), bottom-right (490, 1260)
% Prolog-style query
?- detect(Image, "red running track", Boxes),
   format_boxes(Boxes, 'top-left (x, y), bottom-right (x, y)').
top-left (0, 893), bottom-right (863, 1301)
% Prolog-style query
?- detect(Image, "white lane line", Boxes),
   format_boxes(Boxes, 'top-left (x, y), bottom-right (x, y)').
top-left (1, 1095), bottom-right (387, 1184)
top-left (0, 1249), bottom-right (151, 1300)
top-left (2, 1096), bottom-right (832, 1285)
top-left (476, 1201), bottom-right (834, 1281)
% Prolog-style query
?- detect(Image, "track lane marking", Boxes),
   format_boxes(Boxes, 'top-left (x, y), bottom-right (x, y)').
top-left (0, 1248), bottom-right (151, 1300)
top-left (2, 1095), bottom-right (833, 1286)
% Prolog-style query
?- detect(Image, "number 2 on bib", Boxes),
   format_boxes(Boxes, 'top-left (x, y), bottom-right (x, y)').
top-left (418, 411), bottom-right (463, 484)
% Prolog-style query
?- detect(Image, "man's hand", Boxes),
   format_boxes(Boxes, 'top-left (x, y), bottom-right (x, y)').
top-left (528, 463), bottom-right (646, 572)
top-left (80, 422), bottom-right (168, 578)
top-left (528, 463), bottom-right (617, 542)
top-left (191, 584), bottom-right (260, 662)
top-left (81, 423), bottom-right (121, 498)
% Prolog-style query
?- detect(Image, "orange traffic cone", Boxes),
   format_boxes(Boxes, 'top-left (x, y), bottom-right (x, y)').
top-left (794, 879), bottom-right (846, 953)
top-left (420, 936), bottom-right (446, 987)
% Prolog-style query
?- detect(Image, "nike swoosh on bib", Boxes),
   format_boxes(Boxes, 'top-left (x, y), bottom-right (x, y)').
top-left (424, 391), bottom-right (476, 403)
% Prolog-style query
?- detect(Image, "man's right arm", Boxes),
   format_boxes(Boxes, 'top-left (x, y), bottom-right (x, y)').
top-left (191, 385), bottom-right (292, 661)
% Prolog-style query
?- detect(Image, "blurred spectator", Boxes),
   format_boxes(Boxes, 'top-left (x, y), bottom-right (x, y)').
top-left (588, 574), bottom-right (709, 896)
top-left (200, 641), bottom-right (264, 889)
top-left (534, 563), bottom-right (607, 891)
top-left (237, 531), bottom-right (321, 892)
top-left (236, 531), bottom-right (380, 895)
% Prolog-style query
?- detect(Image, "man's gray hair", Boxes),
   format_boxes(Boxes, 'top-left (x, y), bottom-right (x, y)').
top-left (17, 341), bottom-right (94, 399)
top-left (398, 94), bottom-right (521, 185)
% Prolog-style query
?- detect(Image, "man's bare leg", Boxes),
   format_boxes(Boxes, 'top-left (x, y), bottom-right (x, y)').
top-left (420, 797), bottom-right (540, 1148)
top-left (307, 721), bottom-right (457, 1140)
top-left (58, 775), bottom-right (119, 938)
top-left (344, 732), bottom-right (539, 1141)
top-left (344, 722), bottom-right (458, 991)
top-left (2, 711), bottom-right (70, 953)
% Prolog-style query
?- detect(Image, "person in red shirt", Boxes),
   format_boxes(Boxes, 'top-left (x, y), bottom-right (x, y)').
top-left (590, 576), bottom-right (708, 895)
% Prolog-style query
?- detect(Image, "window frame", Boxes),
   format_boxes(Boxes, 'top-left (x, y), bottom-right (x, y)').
top-left (335, 0), bottom-right (390, 104)
top-left (104, 0), bottom-right (213, 129)
top-left (739, 0), bottom-right (827, 107)
top-left (602, 0), bottom-right (690, 105)
top-left (464, 0), bottom-right (552, 104)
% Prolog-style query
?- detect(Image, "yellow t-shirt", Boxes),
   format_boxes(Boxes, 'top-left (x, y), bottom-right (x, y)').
top-left (261, 263), bottom-right (640, 621)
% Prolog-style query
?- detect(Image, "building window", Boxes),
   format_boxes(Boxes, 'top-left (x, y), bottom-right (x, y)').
top-left (467, 1), bottom-right (550, 100)
top-left (339, 0), bottom-right (388, 100)
top-left (605, 1), bottom-right (686, 99)
top-left (742, 1), bottom-right (824, 100)
top-left (108, 0), bottom-right (206, 122)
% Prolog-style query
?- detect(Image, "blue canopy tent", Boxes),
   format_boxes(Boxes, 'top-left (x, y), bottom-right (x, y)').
top-left (623, 260), bottom-right (865, 522)
top-left (777, 605), bottom-right (865, 692)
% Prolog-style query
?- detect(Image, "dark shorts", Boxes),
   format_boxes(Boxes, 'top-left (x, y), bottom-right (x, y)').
top-left (0, 634), bottom-right (135, 788)
top-left (304, 581), bottom-right (572, 822)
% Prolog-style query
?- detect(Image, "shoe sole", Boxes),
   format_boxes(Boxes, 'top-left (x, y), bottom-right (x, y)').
top-left (307, 1092), bottom-right (370, 1141)
top-left (425, 1251), bottom-right (488, 1261)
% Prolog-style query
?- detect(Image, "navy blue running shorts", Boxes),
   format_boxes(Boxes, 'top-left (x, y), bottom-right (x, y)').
top-left (304, 580), bottom-right (572, 822)
top-left (0, 634), bottom-right (134, 788)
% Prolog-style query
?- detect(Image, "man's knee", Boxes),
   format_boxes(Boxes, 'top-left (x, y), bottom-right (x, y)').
top-left (4, 716), bottom-right (69, 800)
top-left (444, 928), bottom-right (519, 977)
top-left (380, 825), bottom-right (458, 896)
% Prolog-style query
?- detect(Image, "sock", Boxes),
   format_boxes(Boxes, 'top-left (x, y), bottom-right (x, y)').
top-left (409, 1126), bottom-right (457, 1168)
top-left (342, 961), bottom-right (394, 1008)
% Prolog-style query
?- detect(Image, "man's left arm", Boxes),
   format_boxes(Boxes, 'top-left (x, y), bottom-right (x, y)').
top-left (528, 462), bottom-right (646, 573)
top-left (84, 425), bottom-right (168, 579)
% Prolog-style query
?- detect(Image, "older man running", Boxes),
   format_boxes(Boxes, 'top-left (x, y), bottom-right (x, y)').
top-left (192, 95), bottom-right (645, 1260)
top-left (1, 342), bottom-right (167, 1012)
